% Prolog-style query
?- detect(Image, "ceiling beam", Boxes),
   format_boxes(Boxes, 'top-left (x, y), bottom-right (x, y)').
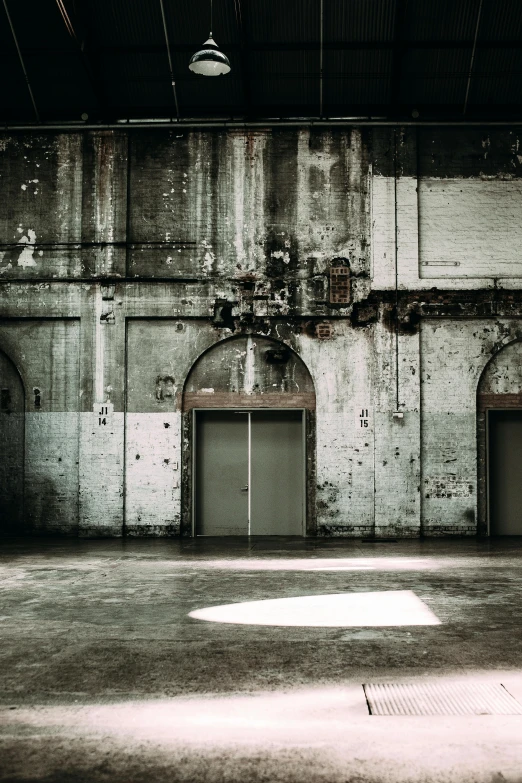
top-left (14, 39), bottom-right (517, 55)
top-left (4, 110), bottom-right (522, 131)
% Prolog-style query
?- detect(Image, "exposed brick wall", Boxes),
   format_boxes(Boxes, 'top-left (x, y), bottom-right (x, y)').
top-left (297, 322), bottom-right (376, 535)
top-left (419, 179), bottom-right (522, 278)
top-left (0, 127), bottom-right (520, 538)
top-left (421, 322), bottom-right (522, 537)
top-left (372, 127), bottom-right (522, 291)
top-left (0, 351), bottom-right (23, 530)
top-left (476, 340), bottom-right (522, 534)
top-left (79, 409), bottom-right (124, 537)
top-left (0, 135), bottom-right (84, 278)
top-left (0, 319), bottom-right (80, 533)
top-left (125, 412), bottom-right (180, 536)
top-left (127, 128), bottom-right (370, 300)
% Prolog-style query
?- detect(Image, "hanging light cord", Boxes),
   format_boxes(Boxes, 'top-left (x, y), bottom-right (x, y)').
top-left (463, 0), bottom-right (483, 115)
top-left (3, 0), bottom-right (40, 122)
top-left (159, 0), bottom-right (180, 120)
top-left (319, 0), bottom-right (324, 118)
top-left (210, 0), bottom-right (213, 36)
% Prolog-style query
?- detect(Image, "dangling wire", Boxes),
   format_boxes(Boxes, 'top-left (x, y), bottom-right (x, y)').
top-left (158, 0), bottom-right (180, 119)
top-left (3, 0), bottom-right (40, 122)
top-left (463, 0), bottom-right (483, 115)
top-left (210, 0), bottom-right (213, 36)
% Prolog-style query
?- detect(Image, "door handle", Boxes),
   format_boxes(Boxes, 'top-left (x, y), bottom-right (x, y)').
top-left (241, 485), bottom-right (249, 491)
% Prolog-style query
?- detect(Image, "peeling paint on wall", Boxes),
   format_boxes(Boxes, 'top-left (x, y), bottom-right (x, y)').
top-left (0, 127), bottom-right (520, 538)
top-left (17, 229), bottom-right (37, 268)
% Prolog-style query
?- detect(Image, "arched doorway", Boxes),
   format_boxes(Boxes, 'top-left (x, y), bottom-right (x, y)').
top-left (182, 335), bottom-right (316, 536)
top-left (477, 340), bottom-right (522, 535)
top-left (0, 350), bottom-right (24, 532)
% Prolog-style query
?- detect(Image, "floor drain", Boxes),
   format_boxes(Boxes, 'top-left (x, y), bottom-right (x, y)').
top-left (363, 682), bottom-right (522, 716)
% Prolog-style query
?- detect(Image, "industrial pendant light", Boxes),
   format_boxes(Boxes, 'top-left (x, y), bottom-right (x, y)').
top-left (188, 0), bottom-right (231, 76)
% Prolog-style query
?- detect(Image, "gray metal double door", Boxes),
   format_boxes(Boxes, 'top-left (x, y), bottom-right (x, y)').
top-left (488, 410), bottom-right (522, 535)
top-left (195, 410), bottom-right (304, 535)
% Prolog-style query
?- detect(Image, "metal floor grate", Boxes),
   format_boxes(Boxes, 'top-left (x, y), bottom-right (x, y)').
top-left (363, 682), bottom-right (522, 716)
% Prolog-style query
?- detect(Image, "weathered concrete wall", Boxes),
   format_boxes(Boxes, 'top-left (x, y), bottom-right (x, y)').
top-left (419, 130), bottom-right (522, 279)
top-left (478, 341), bottom-right (522, 395)
top-left (125, 319), bottom-right (205, 536)
top-left (0, 319), bottom-right (79, 533)
top-left (0, 126), bottom-right (520, 537)
top-left (372, 127), bottom-right (522, 290)
top-left (128, 129), bottom-right (369, 287)
top-left (296, 322), bottom-right (375, 536)
top-left (421, 320), bottom-right (522, 536)
top-left (0, 135), bottom-right (84, 278)
top-left (0, 350), bottom-right (24, 530)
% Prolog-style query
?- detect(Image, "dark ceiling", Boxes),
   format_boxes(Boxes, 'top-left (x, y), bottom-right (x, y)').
top-left (2, 0), bottom-right (522, 125)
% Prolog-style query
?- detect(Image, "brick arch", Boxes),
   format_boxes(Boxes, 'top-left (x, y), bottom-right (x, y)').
top-left (182, 334), bottom-right (316, 411)
top-left (477, 339), bottom-right (522, 535)
top-left (180, 334), bottom-right (316, 537)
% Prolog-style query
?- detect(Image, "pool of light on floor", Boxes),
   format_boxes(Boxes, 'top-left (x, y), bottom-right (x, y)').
top-left (188, 590), bottom-right (441, 627)
top-left (182, 557), bottom-right (442, 572)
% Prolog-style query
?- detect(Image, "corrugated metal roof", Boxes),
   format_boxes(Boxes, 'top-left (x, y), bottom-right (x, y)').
top-left (249, 49), bottom-right (318, 108)
top-left (470, 47), bottom-right (522, 104)
top-left (324, 49), bottom-right (392, 106)
top-left (1, 0), bottom-right (522, 122)
top-left (403, 0), bottom-right (479, 42)
top-left (325, 0), bottom-right (395, 43)
top-left (168, 0), bottom-right (239, 46)
top-left (248, 0), bottom-right (320, 44)
top-left (400, 48), bottom-right (472, 105)
top-left (89, 0), bottom-right (165, 47)
top-left (479, 0), bottom-right (522, 41)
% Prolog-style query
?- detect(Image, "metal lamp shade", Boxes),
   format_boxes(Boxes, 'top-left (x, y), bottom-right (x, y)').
top-left (189, 36), bottom-right (231, 76)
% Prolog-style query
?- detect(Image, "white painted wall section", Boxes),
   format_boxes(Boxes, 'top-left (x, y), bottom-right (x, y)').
top-left (420, 179), bottom-right (522, 278)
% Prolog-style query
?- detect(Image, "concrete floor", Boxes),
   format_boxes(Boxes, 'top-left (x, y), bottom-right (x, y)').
top-left (2, 537), bottom-right (522, 782)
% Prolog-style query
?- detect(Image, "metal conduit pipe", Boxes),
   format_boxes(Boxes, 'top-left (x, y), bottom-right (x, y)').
top-left (2, 120), bottom-right (522, 131)
top-left (393, 128), bottom-right (400, 413)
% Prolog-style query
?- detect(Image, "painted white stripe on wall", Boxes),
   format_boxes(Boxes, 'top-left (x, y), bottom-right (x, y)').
top-left (420, 178), bottom-right (522, 278)
top-left (79, 411), bottom-right (124, 535)
top-left (25, 412), bottom-right (80, 530)
top-left (125, 412), bottom-right (181, 532)
top-left (372, 175), bottom-right (522, 289)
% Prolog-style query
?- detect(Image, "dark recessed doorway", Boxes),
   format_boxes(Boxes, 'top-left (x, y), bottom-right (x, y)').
top-left (488, 410), bottom-right (522, 535)
top-left (0, 350), bottom-right (24, 532)
top-left (194, 409), bottom-right (305, 536)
